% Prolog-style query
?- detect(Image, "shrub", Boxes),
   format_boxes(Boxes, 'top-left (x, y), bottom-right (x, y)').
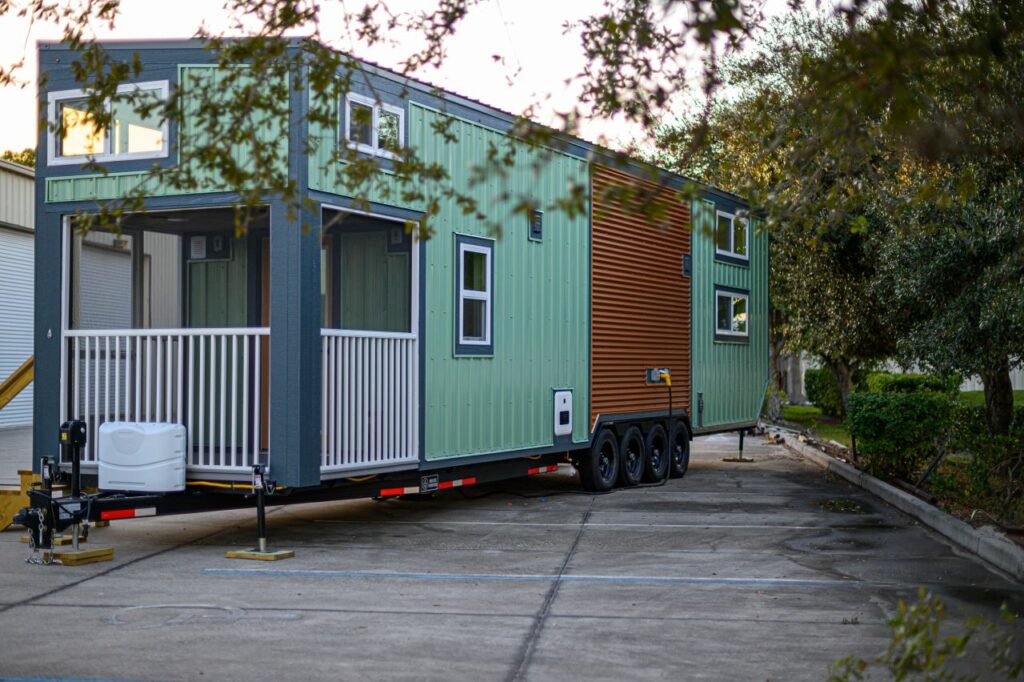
top-left (864, 372), bottom-right (960, 395)
top-left (805, 368), bottom-right (845, 417)
top-left (949, 403), bottom-right (1024, 444)
top-left (847, 391), bottom-right (953, 480)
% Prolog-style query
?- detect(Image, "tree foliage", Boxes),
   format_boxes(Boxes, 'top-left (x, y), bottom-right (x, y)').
top-left (647, 3), bottom-right (1023, 432)
top-left (1, 147), bottom-right (35, 167)
top-left (1, 0), bottom-right (1021, 428)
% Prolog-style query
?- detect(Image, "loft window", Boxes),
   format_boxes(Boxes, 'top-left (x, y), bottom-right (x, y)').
top-left (47, 81), bottom-right (169, 166)
top-left (715, 287), bottom-right (749, 341)
top-left (715, 209), bottom-right (749, 264)
top-left (455, 234), bottom-right (493, 355)
top-left (343, 93), bottom-right (405, 159)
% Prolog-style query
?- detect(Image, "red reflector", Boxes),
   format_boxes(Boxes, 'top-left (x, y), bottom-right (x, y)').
top-left (379, 487), bottom-right (405, 497)
top-left (100, 508), bottom-right (135, 520)
top-left (462, 477), bottom-right (477, 486)
top-left (438, 481), bottom-right (454, 489)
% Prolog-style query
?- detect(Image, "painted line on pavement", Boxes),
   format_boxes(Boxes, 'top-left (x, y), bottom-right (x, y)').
top-left (202, 568), bottom-right (858, 588)
top-left (312, 519), bottom-right (822, 530)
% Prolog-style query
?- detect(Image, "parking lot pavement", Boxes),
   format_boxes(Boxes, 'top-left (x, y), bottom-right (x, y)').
top-left (1, 432), bottom-right (1021, 681)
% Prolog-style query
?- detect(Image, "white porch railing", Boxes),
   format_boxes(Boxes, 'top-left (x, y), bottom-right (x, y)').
top-left (321, 329), bottom-right (419, 473)
top-left (64, 328), bottom-right (269, 475)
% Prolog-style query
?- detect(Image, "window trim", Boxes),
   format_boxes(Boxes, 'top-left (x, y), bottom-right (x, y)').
top-left (47, 81), bottom-right (170, 166)
top-left (714, 286), bottom-right (750, 343)
top-left (342, 92), bottom-right (405, 160)
top-left (455, 234), bottom-right (494, 356)
top-left (714, 209), bottom-right (750, 265)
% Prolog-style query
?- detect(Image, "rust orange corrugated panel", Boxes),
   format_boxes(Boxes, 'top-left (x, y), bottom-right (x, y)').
top-left (590, 164), bottom-right (691, 427)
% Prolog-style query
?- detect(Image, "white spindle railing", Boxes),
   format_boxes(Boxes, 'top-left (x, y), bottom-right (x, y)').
top-left (321, 329), bottom-right (418, 473)
top-left (64, 328), bottom-right (270, 475)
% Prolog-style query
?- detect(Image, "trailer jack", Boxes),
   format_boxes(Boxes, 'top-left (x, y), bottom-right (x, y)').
top-left (225, 465), bottom-right (294, 562)
top-left (16, 422), bottom-right (114, 566)
top-left (722, 428), bottom-right (754, 464)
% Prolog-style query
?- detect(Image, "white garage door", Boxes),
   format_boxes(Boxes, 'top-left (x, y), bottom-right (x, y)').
top-left (0, 227), bottom-right (34, 427)
top-left (78, 243), bottom-right (132, 329)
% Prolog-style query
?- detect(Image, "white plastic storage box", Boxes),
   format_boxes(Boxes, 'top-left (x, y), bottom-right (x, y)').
top-left (98, 422), bottom-right (187, 492)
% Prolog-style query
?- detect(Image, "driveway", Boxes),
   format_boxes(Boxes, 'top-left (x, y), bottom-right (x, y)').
top-left (0, 433), bottom-right (1020, 681)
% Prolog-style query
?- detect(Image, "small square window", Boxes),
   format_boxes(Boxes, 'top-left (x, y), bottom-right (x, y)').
top-left (715, 210), bottom-right (749, 263)
top-left (455, 235), bottom-right (494, 355)
top-left (715, 287), bottom-right (749, 342)
top-left (342, 93), bottom-right (404, 159)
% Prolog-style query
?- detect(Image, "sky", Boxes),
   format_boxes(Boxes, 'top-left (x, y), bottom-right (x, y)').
top-left (0, 0), bottom-right (792, 154)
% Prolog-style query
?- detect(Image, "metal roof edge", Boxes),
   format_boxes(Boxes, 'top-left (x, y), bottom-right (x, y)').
top-left (0, 158), bottom-right (35, 178)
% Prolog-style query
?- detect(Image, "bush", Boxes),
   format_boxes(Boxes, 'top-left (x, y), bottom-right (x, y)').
top-left (805, 368), bottom-right (845, 417)
top-left (865, 372), bottom-right (960, 395)
top-left (949, 402), bottom-right (1024, 445)
top-left (847, 391), bottom-right (953, 480)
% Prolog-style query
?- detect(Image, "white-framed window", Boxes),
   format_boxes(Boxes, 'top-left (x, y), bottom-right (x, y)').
top-left (47, 81), bottom-right (170, 166)
top-left (715, 209), bottom-right (749, 262)
top-left (715, 287), bottom-right (749, 340)
top-left (455, 234), bottom-right (493, 355)
top-left (342, 93), bottom-right (405, 159)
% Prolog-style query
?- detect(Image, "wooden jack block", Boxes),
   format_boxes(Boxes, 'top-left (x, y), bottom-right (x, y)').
top-left (50, 546), bottom-right (114, 566)
top-left (225, 548), bottom-right (295, 561)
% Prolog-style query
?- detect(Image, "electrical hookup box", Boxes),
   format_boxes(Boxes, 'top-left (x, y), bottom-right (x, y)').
top-left (646, 368), bottom-right (671, 385)
top-left (98, 422), bottom-right (187, 492)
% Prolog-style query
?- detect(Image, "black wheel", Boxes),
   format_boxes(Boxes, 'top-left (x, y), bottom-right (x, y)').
top-left (668, 420), bottom-right (691, 479)
top-left (642, 423), bottom-right (670, 482)
top-left (579, 428), bottom-right (620, 492)
top-left (618, 426), bottom-right (645, 486)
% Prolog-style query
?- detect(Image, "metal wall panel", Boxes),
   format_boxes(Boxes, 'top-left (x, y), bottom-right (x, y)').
top-left (590, 164), bottom-right (691, 427)
top-left (0, 161), bottom-right (34, 229)
top-left (0, 227), bottom-right (34, 426)
top-left (690, 198), bottom-right (769, 430)
top-left (411, 105), bottom-right (591, 461)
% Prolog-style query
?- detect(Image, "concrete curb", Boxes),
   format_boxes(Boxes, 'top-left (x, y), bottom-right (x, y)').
top-left (779, 433), bottom-right (1024, 582)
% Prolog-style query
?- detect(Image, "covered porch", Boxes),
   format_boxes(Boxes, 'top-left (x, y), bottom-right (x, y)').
top-left (57, 205), bottom-right (418, 483)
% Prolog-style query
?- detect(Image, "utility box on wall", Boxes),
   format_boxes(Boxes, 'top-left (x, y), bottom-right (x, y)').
top-left (553, 390), bottom-right (573, 437)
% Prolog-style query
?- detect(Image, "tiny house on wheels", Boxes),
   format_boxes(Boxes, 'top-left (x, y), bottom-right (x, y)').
top-left (26, 40), bottom-right (767, 546)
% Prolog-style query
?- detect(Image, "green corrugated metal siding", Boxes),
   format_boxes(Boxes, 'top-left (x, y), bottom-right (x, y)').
top-left (337, 229), bottom-right (410, 332)
top-left (307, 93), bottom-right (419, 209)
top-left (45, 66), bottom-right (288, 203)
top-left (690, 198), bottom-right (769, 430)
top-left (411, 104), bottom-right (591, 461)
top-left (188, 238), bottom-right (249, 327)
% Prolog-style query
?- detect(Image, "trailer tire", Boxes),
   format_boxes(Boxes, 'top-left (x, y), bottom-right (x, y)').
top-left (617, 426), bottom-right (645, 487)
top-left (642, 423), bottom-right (670, 482)
top-left (668, 420), bottom-right (691, 479)
top-left (580, 428), bottom-right (620, 492)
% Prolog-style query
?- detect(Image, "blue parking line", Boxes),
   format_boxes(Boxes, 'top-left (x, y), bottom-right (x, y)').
top-left (202, 568), bottom-right (860, 588)
top-left (0, 677), bottom-right (150, 682)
